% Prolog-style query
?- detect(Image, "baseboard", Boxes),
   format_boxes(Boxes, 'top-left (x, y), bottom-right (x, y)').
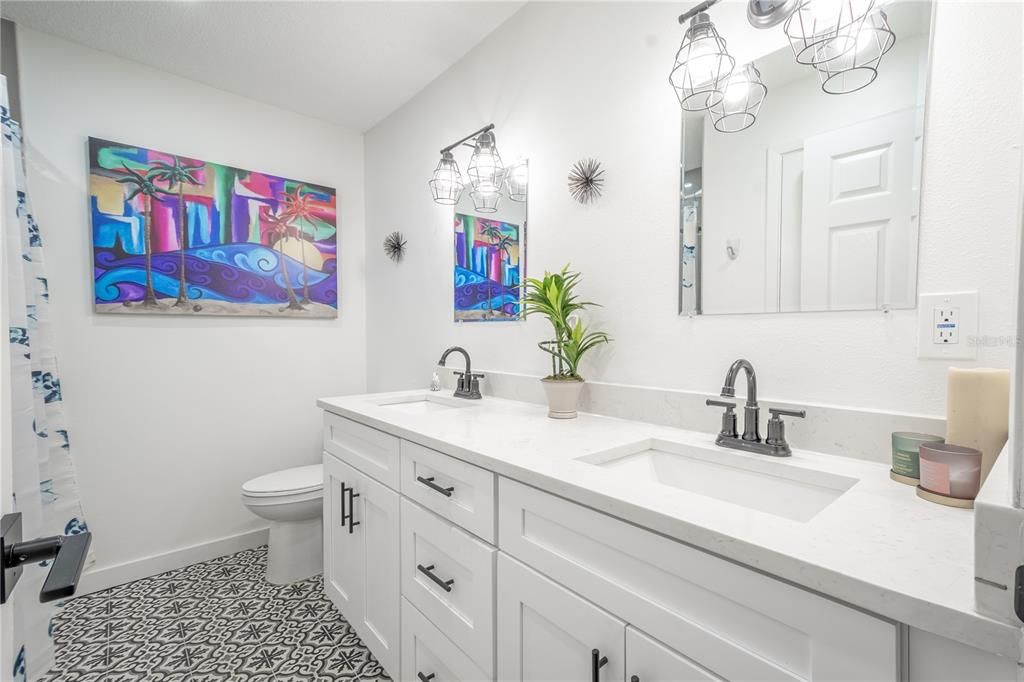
top-left (75, 527), bottom-right (269, 596)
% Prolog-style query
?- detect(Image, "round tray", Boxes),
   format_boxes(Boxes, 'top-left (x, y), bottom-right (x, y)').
top-left (916, 485), bottom-right (974, 509)
top-left (889, 470), bottom-right (919, 486)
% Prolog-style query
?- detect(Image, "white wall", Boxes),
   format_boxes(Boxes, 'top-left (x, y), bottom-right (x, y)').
top-left (16, 27), bottom-right (367, 580)
top-left (364, 1), bottom-right (1023, 417)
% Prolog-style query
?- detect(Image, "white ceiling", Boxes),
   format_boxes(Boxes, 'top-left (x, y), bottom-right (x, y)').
top-left (1, 1), bottom-right (525, 132)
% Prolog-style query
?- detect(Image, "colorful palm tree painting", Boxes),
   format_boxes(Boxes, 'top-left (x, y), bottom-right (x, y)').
top-left (453, 213), bottom-right (523, 322)
top-left (88, 137), bottom-right (338, 317)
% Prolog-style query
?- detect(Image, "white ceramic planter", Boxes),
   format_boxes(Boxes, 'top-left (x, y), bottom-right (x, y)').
top-left (541, 378), bottom-right (584, 419)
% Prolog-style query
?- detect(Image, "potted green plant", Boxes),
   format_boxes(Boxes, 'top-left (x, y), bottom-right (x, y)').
top-left (523, 265), bottom-right (611, 419)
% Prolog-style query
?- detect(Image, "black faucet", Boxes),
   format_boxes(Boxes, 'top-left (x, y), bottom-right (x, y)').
top-left (438, 346), bottom-right (484, 400)
top-left (706, 359), bottom-right (805, 457)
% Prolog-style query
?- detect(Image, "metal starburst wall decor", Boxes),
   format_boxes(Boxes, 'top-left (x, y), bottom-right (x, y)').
top-left (568, 158), bottom-right (605, 205)
top-left (383, 231), bottom-right (407, 262)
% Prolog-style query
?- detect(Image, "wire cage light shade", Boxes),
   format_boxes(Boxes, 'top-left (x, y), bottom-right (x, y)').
top-left (470, 189), bottom-right (500, 213)
top-left (467, 130), bottom-right (505, 193)
top-left (783, 0), bottom-right (876, 66)
top-left (669, 12), bottom-right (736, 112)
top-left (814, 8), bottom-right (895, 94)
top-left (709, 63), bottom-right (767, 133)
top-left (505, 159), bottom-right (529, 202)
top-left (429, 151), bottom-right (465, 205)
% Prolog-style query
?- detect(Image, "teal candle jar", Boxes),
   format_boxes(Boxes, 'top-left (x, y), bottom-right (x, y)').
top-left (891, 432), bottom-right (945, 484)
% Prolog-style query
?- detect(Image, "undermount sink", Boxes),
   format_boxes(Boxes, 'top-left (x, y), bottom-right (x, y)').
top-left (577, 439), bottom-right (857, 522)
top-left (371, 393), bottom-right (471, 414)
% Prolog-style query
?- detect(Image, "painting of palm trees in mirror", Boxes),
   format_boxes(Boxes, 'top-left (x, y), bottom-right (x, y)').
top-left (88, 137), bottom-right (337, 317)
top-left (454, 213), bottom-right (523, 321)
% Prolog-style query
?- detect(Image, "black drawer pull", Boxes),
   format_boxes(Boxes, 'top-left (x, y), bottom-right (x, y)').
top-left (417, 674), bottom-right (435, 682)
top-left (416, 476), bottom-right (454, 498)
top-left (591, 649), bottom-right (608, 682)
top-left (339, 482), bottom-right (349, 528)
top-left (417, 564), bottom-right (454, 592)
top-left (631, 677), bottom-right (639, 682)
top-left (346, 487), bottom-right (360, 534)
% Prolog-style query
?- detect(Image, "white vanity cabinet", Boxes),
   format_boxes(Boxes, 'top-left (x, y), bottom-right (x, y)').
top-left (323, 414), bottom-right (498, 681)
top-left (498, 477), bottom-right (899, 681)
top-left (322, 443), bottom-right (401, 676)
top-left (321, 408), bottom-right (1015, 682)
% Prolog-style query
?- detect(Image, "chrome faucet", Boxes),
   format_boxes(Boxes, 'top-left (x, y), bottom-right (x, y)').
top-left (706, 359), bottom-right (805, 457)
top-left (438, 346), bottom-right (484, 400)
top-left (721, 359), bottom-right (760, 442)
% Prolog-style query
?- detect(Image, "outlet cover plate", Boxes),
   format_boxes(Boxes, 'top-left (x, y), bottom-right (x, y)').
top-left (918, 291), bottom-right (978, 360)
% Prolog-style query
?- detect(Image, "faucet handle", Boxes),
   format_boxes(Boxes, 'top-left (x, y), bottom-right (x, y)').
top-left (706, 399), bottom-right (738, 439)
top-left (766, 407), bottom-right (805, 449)
top-left (769, 407), bottom-right (806, 419)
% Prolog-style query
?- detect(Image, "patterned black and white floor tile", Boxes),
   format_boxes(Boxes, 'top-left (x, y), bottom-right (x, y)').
top-left (40, 546), bottom-right (390, 682)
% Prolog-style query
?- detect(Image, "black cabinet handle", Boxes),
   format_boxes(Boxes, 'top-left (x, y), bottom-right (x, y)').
top-left (416, 476), bottom-right (454, 498)
top-left (416, 563), bottom-right (454, 592)
top-left (417, 674), bottom-right (435, 682)
top-left (631, 677), bottom-right (639, 682)
top-left (339, 482), bottom-right (349, 528)
top-left (591, 649), bottom-right (608, 682)
top-left (346, 487), bottom-right (360, 534)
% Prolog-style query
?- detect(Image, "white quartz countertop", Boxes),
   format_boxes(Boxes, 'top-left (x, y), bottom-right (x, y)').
top-left (318, 390), bottom-right (1021, 659)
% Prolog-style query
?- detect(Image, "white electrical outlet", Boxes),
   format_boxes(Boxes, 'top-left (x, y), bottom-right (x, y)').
top-left (918, 291), bottom-right (978, 360)
top-left (933, 307), bottom-right (960, 344)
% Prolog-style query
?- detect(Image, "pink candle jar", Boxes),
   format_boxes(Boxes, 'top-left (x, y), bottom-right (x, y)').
top-left (918, 443), bottom-right (983, 500)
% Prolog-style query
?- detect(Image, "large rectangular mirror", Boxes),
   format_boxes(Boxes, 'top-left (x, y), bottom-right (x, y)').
top-left (453, 161), bottom-right (528, 322)
top-left (680, 2), bottom-right (933, 315)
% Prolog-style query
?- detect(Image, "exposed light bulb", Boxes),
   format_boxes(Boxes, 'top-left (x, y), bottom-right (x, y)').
top-left (685, 30), bottom-right (723, 88)
top-left (723, 77), bottom-right (752, 104)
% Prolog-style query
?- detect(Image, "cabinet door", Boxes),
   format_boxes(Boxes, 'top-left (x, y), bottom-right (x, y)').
top-left (626, 627), bottom-right (722, 682)
top-left (323, 453), bottom-right (401, 678)
top-left (497, 553), bottom-right (624, 682)
top-left (324, 453), bottom-right (361, 614)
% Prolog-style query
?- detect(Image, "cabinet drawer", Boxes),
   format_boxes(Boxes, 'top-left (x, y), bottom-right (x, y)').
top-left (401, 440), bottom-right (496, 543)
top-left (401, 498), bottom-right (495, 674)
top-left (498, 478), bottom-right (898, 681)
top-left (626, 626), bottom-right (722, 682)
top-left (401, 597), bottom-right (492, 682)
top-left (324, 412), bottom-right (400, 490)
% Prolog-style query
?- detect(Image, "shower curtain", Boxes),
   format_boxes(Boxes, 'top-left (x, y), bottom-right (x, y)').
top-left (3, 77), bottom-right (91, 681)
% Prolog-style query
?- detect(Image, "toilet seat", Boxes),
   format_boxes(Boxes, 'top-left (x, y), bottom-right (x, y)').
top-left (242, 464), bottom-right (323, 498)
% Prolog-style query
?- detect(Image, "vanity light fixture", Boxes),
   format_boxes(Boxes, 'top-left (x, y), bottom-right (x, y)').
top-left (470, 189), bottom-right (500, 213)
top-left (669, 4), bottom-right (735, 112)
top-left (504, 159), bottom-right (529, 203)
top-left (428, 151), bottom-right (465, 205)
top-left (466, 129), bottom-right (505, 193)
top-left (746, 0), bottom-right (803, 28)
top-left (813, 8), bottom-right (895, 94)
top-left (429, 124), bottom-right (519, 207)
top-left (783, 0), bottom-right (877, 67)
top-left (709, 63), bottom-right (768, 133)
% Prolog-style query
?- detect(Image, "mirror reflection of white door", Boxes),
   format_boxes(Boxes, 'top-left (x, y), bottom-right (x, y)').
top-left (800, 108), bottom-right (919, 310)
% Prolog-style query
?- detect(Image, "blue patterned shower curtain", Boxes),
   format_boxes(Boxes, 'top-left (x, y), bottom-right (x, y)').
top-left (3, 77), bottom-right (91, 681)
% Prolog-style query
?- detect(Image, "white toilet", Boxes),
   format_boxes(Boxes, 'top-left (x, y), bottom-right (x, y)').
top-left (241, 464), bottom-right (323, 585)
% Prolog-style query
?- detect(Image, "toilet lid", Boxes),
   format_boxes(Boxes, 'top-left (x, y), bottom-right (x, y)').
top-left (242, 465), bottom-right (323, 497)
